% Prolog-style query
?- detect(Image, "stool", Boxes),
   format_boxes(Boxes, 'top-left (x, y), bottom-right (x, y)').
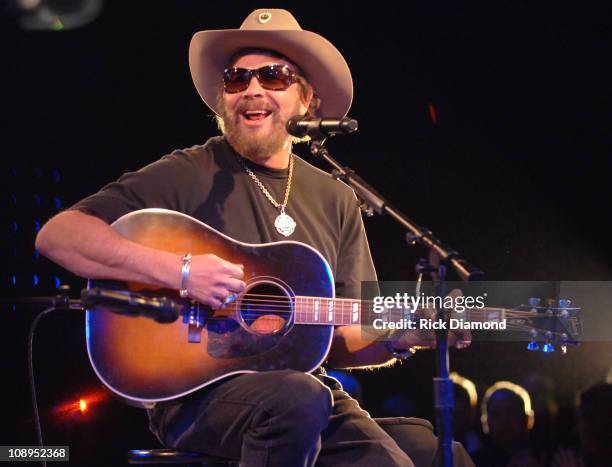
top-left (127, 449), bottom-right (238, 466)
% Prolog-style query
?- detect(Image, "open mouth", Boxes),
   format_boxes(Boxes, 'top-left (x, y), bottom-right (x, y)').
top-left (242, 110), bottom-right (272, 122)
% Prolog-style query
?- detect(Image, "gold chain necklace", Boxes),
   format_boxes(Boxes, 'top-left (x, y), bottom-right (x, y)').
top-left (237, 154), bottom-right (297, 237)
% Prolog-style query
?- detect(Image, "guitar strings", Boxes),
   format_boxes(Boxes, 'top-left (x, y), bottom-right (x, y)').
top-left (198, 294), bottom-right (574, 333)
top-left (206, 314), bottom-right (570, 338)
top-left (220, 297), bottom-right (568, 319)
top-left (214, 293), bottom-right (572, 318)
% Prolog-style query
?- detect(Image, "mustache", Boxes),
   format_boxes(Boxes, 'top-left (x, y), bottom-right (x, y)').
top-left (235, 101), bottom-right (275, 114)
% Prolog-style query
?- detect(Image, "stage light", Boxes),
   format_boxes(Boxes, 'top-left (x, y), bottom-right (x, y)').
top-left (52, 389), bottom-right (109, 421)
top-left (8, 0), bottom-right (104, 31)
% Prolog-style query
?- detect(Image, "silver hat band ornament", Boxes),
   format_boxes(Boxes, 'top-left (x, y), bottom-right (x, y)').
top-left (258, 12), bottom-right (272, 24)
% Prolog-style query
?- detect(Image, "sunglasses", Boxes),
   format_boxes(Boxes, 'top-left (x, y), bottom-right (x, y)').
top-left (223, 64), bottom-right (299, 94)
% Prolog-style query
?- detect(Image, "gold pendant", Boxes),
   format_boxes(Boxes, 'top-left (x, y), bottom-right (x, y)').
top-left (275, 211), bottom-right (296, 237)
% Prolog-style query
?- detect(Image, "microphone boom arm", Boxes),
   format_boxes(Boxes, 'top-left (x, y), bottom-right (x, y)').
top-left (309, 140), bottom-right (483, 282)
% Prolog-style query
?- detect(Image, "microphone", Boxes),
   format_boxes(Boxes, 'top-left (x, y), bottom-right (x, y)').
top-left (81, 288), bottom-right (182, 323)
top-left (286, 116), bottom-right (358, 139)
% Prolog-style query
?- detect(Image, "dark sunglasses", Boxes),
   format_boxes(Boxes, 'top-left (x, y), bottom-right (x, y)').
top-left (223, 64), bottom-right (299, 94)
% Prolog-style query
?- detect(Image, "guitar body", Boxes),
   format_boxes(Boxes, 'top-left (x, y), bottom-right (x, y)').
top-left (86, 209), bottom-right (335, 406)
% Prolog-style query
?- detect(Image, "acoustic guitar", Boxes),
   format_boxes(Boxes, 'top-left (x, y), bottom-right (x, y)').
top-left (85, 209), bottom-right (581, 407)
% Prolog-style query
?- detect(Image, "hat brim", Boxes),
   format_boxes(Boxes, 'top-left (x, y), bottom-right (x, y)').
top-left (189, 29), bottom-right (353, 117)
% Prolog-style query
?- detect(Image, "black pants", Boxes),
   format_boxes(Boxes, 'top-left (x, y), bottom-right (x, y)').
top-left (148, 369), bottom-right (474, 467)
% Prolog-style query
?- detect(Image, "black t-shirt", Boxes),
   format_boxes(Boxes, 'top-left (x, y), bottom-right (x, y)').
top-left (71, 136), bottom-right (377, 299)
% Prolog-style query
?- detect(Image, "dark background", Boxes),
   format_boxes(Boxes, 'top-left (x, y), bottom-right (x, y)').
top-left (2, 1), bottom-right (612, 465)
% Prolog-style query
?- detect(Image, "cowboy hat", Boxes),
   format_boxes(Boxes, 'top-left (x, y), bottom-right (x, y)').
top-left (188, 8), bottom-right (353, 117)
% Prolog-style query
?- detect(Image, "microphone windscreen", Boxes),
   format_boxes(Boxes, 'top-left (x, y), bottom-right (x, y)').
top-left (286, 116), bottom-right (308, 137)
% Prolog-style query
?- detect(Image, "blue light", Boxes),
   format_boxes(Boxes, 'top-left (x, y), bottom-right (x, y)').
top-left (34, 221), bottom-right (41, 233)
top-left (382, 394), bottom-right (416, 416)
top-left (542, 343), bottom-right (555, 353)
top-left (526, 341), bottom-right (540, 351)
top-left (54, 277), bottom-right (61, 289)
top-left (11, 275), bottom-right (16, 286)
top-left (326, 370), bottom-right (361, 397)
top-left (53, 197), bottom-right (62, 210)
top-left (34, 250), bottom-right (40, 259)
top-left (51, 169), bottom-right (61, 183)
top-left (11, 220), bottom-right (18, 233)
top-left (33, 275), bottom-right (39, 286)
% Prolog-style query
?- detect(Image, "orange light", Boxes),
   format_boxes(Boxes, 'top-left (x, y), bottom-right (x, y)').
top-left (52, 388), bottom-right (109, 420)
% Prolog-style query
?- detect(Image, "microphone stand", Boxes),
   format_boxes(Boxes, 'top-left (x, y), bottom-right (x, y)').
top-left (4, 285), bottom-right (85, 311)
top-left (309, 139), bottom-right (484, 467)
top-left (4, 285), bottom-right (181, 464)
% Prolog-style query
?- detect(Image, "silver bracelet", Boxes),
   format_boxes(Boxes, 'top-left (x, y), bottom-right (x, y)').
top-left (179, 253), bottom-right (192, 298)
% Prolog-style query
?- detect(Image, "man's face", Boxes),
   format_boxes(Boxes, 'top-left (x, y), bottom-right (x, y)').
top-left (486, 392), bottom-right (528, 450)
top-left (219, 53), bottom-right (311, 163)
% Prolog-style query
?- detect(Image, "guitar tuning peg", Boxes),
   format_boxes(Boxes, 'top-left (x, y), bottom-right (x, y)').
top-left (544, 298), bottom-right (555, 316)
top-left (542, 331), bottom-right (554, 353)
top-left (527, 329), bottom-right (539, 351)
top-left (560, 333), bottom-right (568, 355)
top-left (527, 341), bottom-right (540, 351)
top-left (528, 297), bottom-right (541, 307)
top-left (558, 299), bottom-right (571, 308)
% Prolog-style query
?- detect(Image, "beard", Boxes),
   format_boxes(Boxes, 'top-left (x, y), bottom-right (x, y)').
top-left (219, 98), bottom-right (300, 162)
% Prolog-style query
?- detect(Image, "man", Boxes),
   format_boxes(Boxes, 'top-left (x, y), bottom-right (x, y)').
top-left (36, 9), bottom-right (473, 466)
top-left (473, 383), bottom-right (539, 467)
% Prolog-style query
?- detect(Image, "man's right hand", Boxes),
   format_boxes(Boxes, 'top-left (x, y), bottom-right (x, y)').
top-left (185, 254), bottom-right (246, 309)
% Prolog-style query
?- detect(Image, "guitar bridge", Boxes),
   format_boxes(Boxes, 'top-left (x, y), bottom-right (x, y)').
top-left (183, 302), bottom-right (205, 343)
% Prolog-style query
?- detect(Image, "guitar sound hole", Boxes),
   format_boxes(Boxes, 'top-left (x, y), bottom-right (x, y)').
top-left (238, 281), bottom-right (292, 335)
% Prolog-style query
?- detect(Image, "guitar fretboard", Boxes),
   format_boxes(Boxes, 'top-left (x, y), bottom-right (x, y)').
top-left (294, 296), bottom-right (363, 325)
top-left (293, 295), bottom-right (512, 327)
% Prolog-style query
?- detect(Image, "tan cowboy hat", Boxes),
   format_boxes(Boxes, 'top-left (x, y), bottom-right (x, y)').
top-left (188, 8), bottom-right (353, 117)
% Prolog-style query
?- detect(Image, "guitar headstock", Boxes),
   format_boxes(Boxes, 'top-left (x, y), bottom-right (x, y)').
top-left (511, 298), bottom-right (582, 354)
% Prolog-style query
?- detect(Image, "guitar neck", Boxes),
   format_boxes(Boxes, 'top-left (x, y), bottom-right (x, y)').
top-left (293, 296), bottom-right (510, 326)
